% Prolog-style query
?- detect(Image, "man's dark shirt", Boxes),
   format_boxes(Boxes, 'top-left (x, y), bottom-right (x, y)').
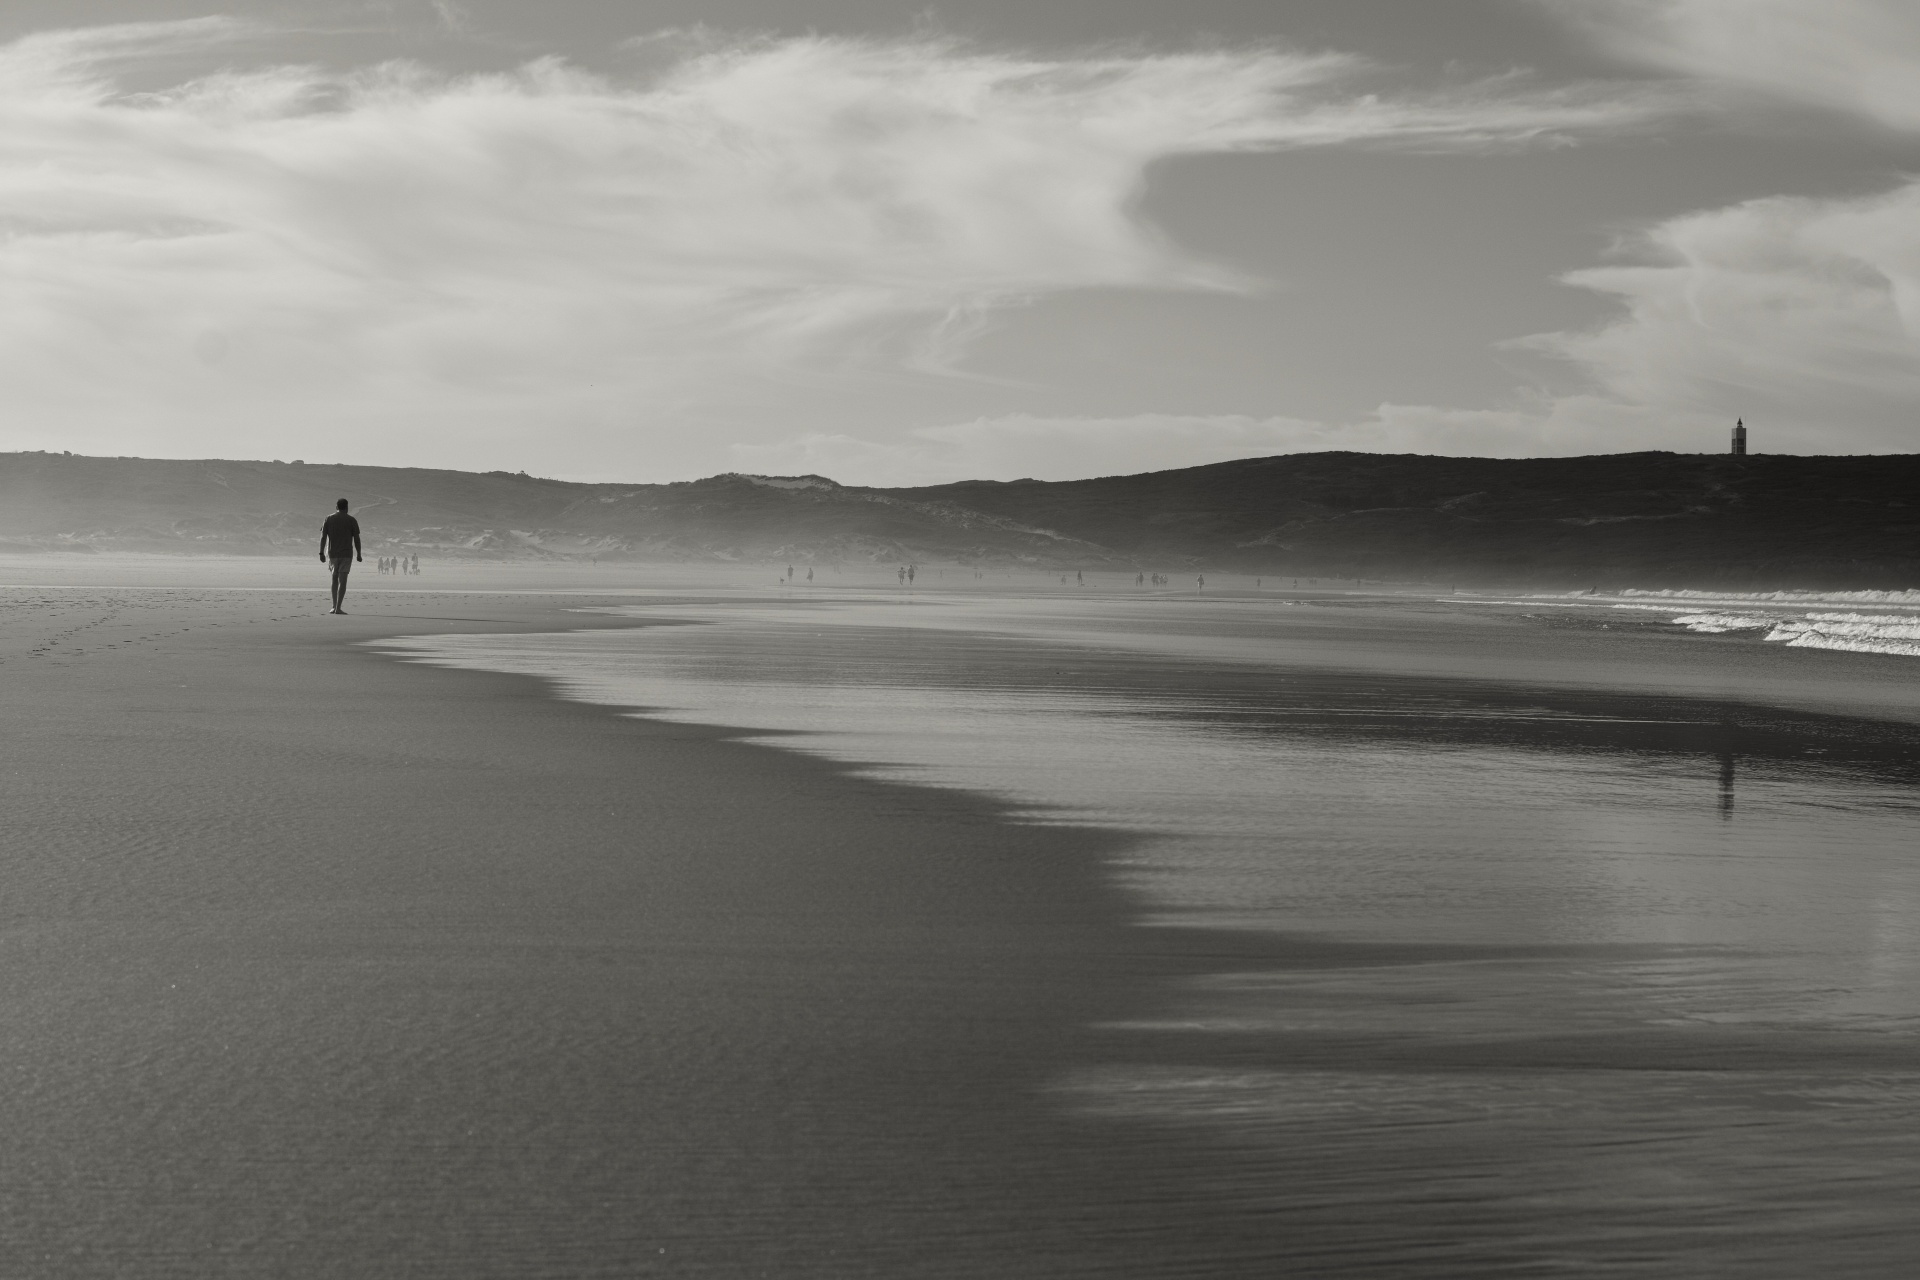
top-left (322, 512), bottom-right (360, 559)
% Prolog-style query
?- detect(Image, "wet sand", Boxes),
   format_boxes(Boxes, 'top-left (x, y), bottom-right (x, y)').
top-left (380, 587), bottom-right (1920, 1277)
top-left (0, 581), bottom-right (1275, 1277)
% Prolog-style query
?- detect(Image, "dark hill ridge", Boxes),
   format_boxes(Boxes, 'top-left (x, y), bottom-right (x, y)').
top-left (891, 452), bottom-right (1920, 588)
top-left (1, 449), bottom-right (1916, 587)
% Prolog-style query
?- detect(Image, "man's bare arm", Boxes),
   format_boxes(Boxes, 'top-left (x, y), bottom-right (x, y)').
top-left (353, 530), bottom-right (363, 562)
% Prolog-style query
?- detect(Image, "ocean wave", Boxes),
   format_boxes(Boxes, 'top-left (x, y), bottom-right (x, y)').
top-left (1488, 587), bottom-right (1920, 657)
top-left (1670, 612), bottom-right (1773, 633)
top-left (1774, 630), bottom-right (1920, 658)
top-left (1768, 615), bottom-right (1920, 646)
top-left (1528, 588), bottom-right (1920, 612)
top-left (1616, 588), bottom-right (1920, 607)
top-left (1661, 609), bottom-right (1920, 657)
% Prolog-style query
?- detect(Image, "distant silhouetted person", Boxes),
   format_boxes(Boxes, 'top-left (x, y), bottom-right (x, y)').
top-left (806, 567), bottom-right (813, 582)
top-left (1197, 575), bottom-right (1205, 590)
top-left (410, 554), bottom-right (419, 575)
top-left (320, 499), bottom-right (362, 614)
top-left (908, 564), bottom-right (916, 584)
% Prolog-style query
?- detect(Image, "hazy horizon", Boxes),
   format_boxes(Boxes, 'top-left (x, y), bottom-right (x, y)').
top-left (3, 2), bottom-right (1918, 486)
top-left (9, 439), bottom-right (1906, 490)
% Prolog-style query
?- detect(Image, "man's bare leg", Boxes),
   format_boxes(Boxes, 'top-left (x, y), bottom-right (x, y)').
top-left (330, 564), bottom-right (349, 614)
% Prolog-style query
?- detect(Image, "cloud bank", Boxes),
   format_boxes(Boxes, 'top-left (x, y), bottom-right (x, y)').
top-left (1536, 187), bottom-right (1920, 449)
top-left (1500, 1), bottom-right (1920, 459)
top-left (0, 18), bottom-right (1668, 475)
top-left (11, 9), bottom-right (1913, 482)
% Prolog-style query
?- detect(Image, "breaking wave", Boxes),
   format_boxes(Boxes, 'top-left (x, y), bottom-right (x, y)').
top-left (1670, 612), bottom-right (1772, 634)
top-left (1504, 589), bottom-right (1920, 658)
top-left (1659, 604), bottom-right (1920, 657)
top-left (1617, 588), bottom-right (1920, 608)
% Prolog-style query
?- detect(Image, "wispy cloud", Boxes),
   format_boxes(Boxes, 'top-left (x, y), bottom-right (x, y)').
top-left (1543, 0), bottom-right (1920, 131)
top-left (430, 1), bottom-right (473, 38)
top-left (0, 19), bottom-right (1673, 473)
top-left (0, 15), bottom-right (249, 97)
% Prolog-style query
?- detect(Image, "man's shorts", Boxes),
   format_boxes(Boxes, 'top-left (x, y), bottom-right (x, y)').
top-left (329, 555), bottom-right (353, 576)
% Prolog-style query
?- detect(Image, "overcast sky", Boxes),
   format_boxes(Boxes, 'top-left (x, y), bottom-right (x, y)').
top-left (3, 1), bottom-right (1918, 483)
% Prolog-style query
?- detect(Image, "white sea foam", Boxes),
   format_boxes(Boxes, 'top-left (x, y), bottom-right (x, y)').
top-left (1669, 613), bottom-right (1772, 633)
top-left (1483, 588), bottom-right (1920, 658)
top-left (1617, 588), bottom-right (1920, 608)
top-left (1775, 630), bottom-right (1920, 657)
top-left (1656, 609), bottom-right (1920, 657)
top-left (1528, 588), bottom-right (1920, 612)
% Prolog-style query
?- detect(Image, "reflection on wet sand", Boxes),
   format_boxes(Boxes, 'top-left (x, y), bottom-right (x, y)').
top-left (380, 591), bottom-right (1920, 1276)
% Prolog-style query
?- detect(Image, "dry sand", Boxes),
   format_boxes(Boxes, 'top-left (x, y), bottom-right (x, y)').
top-left (0, 563), bottom-right (1270, 1277)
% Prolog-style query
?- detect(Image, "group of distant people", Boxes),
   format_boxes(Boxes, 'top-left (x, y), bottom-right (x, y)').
top-left (321, 492), bottom-right (1326, 620)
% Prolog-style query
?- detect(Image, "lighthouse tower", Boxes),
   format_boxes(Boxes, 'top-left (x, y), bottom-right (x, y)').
top-left (1731, 418), bottom-right (1747, 456)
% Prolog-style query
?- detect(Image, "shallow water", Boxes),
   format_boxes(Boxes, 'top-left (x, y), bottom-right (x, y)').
top-left (379, 589), bottom-right (1920, 1275)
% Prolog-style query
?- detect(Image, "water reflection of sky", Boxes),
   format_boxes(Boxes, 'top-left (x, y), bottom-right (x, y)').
top-left (383, 597), bottom-right (1920, 987)
top-left (378, 592), bottom-right (1920, 1275)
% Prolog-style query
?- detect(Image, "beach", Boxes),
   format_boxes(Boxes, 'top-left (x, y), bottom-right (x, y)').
top-left (12, 0), bottom-right (1920, 1271)
top-left (4, 558), bottom-right (1919, 1276)
top-left (0, 563), bottom-right (1272, 1277)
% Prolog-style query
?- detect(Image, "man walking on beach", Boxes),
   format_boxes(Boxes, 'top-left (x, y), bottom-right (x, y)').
top-left (319, 498), bottom-right (362, 615)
